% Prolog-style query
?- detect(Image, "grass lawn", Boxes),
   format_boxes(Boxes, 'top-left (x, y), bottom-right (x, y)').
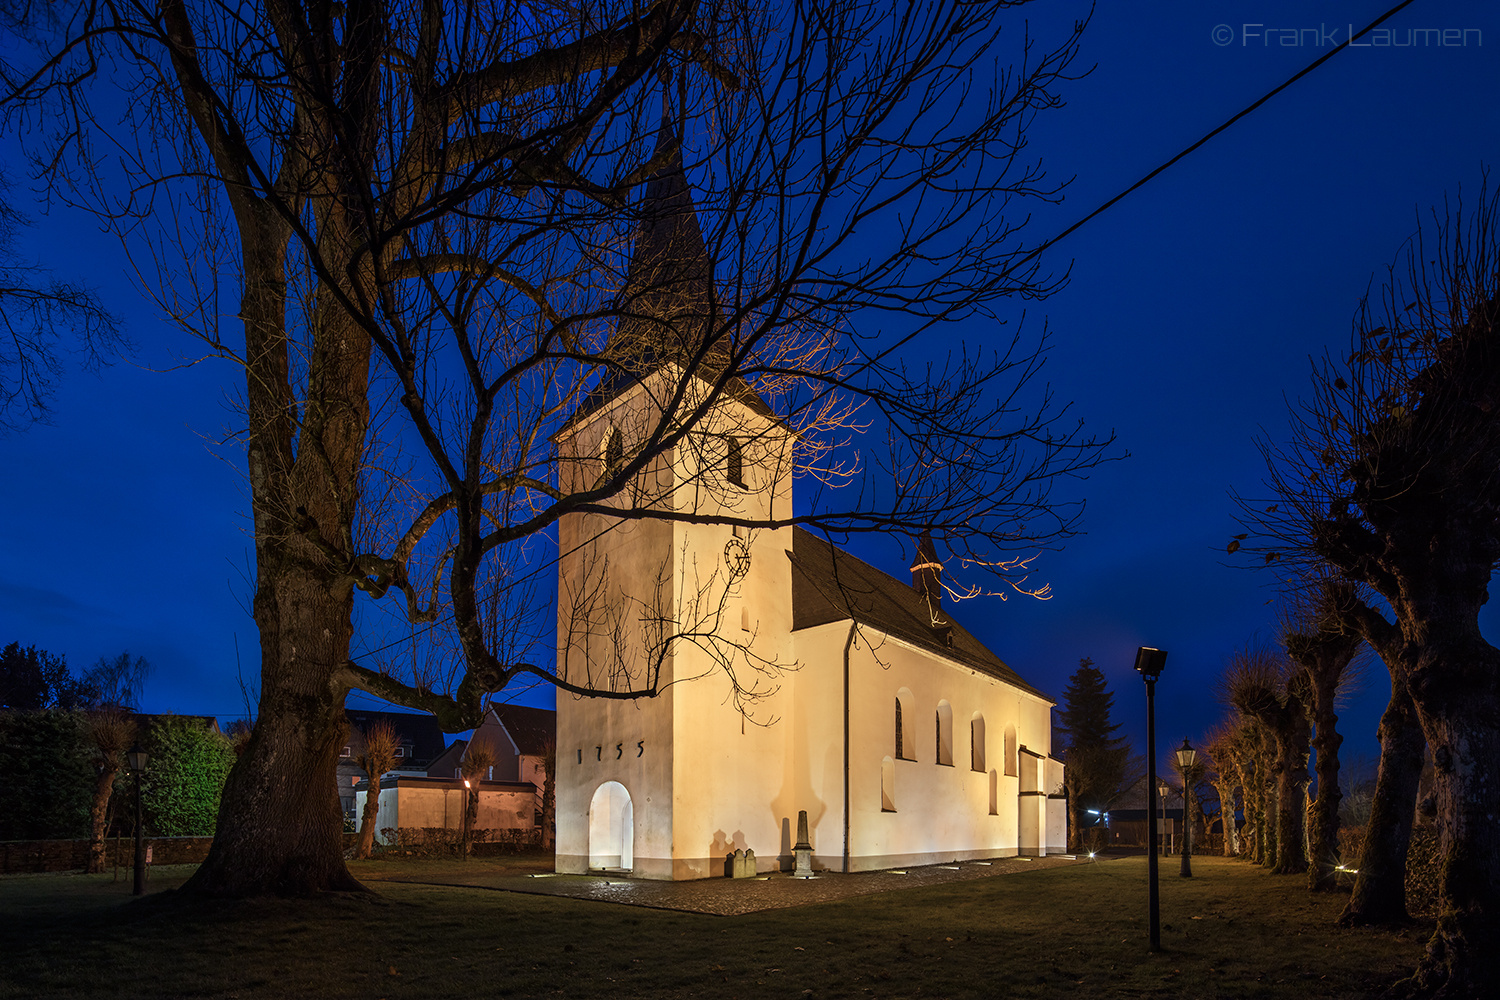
top-left (0, 854), bottom-right (1425, 999)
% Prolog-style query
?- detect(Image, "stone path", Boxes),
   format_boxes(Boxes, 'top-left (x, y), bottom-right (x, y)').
top-left (361, 854), bottom-right (1088, 916)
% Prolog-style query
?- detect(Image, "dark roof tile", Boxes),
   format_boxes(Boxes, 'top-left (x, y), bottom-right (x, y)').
top-left (787, 528), bottom-right (1051, 702)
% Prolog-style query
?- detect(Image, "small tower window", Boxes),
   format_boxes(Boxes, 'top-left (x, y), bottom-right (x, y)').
top-left (726, 436), bottom-right (745, 487)
top-left (602, 426), bottom-right (623, 478)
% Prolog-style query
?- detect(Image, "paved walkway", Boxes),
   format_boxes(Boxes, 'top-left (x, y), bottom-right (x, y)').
top-left (361, 854), bottom-right (1088, 916)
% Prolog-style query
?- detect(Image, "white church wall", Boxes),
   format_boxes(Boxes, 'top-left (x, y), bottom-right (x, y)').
top-left (840, 629), bottom-right (1055, 870)
top-left (661, 398), bottom-right (803, 879)
top-left (553, 384), bottom-right (682, 877)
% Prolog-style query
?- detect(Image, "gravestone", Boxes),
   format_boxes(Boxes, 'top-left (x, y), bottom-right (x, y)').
top-left (732, 848), bottom-right (746, 879)
top-left (793, 810), bottom-right (814, 878)
top-left (744, 848), bottom-right (756, 877)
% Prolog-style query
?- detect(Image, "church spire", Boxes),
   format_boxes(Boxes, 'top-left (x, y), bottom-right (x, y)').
top-left (607, 104), bottom-right (725, 379)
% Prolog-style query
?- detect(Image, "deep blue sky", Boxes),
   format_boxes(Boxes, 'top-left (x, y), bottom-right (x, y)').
top-left (3, 1), bottom-right (1496, 768)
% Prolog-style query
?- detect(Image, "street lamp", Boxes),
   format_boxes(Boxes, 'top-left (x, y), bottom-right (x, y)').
top-left (1134, 645), bottom-right (1167, 953)
top-left (127, 744), bottom-right (148, 896)
top-left (1157, 779), bottom-right (1170, 855)
top-left (1176, 738), bottom-right (1197, 878)
top-left (461, 776), bottom-right (473, 858)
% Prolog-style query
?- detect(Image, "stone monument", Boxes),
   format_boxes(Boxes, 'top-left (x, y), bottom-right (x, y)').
top-left (793, 810), bottom-right (814, 878)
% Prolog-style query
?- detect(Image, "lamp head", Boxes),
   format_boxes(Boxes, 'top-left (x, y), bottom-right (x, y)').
top-left (1175, 738), bottom-right (1197, 770)
top-left (1134, 646), bottom-right (1167, 682)
top-left (127, 745), bottom-right (148, 771)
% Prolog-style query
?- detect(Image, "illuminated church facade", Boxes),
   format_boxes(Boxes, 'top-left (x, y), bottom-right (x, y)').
top-left (550, 124), bottom-right (1065, 881)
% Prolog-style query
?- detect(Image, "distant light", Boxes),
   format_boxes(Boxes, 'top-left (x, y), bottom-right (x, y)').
top-left (1088, 852), bottom-right (1096, 859)
top-left (1087, 809), bottom-right (1101, 816)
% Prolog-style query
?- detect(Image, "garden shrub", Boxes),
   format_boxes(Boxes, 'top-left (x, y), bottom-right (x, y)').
top-left (0, 711), bottom-right (92, 839)
top-left (140, 716), bottom-right (235, 836)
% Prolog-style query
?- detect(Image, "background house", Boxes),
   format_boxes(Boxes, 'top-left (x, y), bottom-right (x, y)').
top-left (337, 709), bottom-right (448, 829)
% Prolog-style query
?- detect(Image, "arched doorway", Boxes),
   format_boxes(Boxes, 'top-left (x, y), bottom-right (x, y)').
top-left (588, 781), bottom-right (634, 871)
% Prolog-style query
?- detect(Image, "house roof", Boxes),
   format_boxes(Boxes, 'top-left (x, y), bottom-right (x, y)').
top-left (344, 709), bottom-right (448, 768)
top-left (488, 703), bottom-right (556, 757)
top-left (786, 528), bottom-right (1051, 702)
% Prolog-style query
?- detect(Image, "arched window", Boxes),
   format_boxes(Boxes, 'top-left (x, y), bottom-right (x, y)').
top-left (599, 425), bottom-right (624, 480)
top-left (726, 436), bottom-right (745, 487)
top-left (970, 713), bottom-right (986, 772)
top-left (895, 688), bottom-right (916, 760)
top-left (935, 700), bottom-right (953, 766)
top-left (1003, 724), bottom-right (1018, 777)
top-left (881, 757), bottom-right (896, 812)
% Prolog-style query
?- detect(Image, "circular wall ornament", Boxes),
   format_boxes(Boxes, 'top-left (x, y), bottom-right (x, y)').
top-left (724, 537), bottom-right (752, 579)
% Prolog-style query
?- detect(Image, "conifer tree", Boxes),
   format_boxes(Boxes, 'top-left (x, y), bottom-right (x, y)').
top-left (1056, 658), bottom-right (1135, 851)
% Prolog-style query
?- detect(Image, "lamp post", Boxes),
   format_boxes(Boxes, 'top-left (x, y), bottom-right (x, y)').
top-left (1176, 738), bottom-right (1197, 878)
top-left (1157, 779), bottom-right (1170, 855)
top-left (127, 744), bottom-right (148, 896)
top-left (461, 777), bottom-right (472, 858)
top-left (1134, 646), bottom-right (1167, 952)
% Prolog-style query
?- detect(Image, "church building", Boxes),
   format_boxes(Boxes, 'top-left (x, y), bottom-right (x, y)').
top-left (551, 119), bottom-right (1065, 880)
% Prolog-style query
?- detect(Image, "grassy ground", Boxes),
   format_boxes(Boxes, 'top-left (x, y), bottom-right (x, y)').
top-left (0, 854), bottom-right (1426, 999)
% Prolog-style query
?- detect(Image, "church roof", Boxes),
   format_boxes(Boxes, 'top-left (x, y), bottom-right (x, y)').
top-left (785, 528), bottom-right (1052, 702)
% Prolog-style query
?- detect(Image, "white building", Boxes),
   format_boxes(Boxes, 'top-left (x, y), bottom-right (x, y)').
top-left (550, 125), bottom-right (1065, 881)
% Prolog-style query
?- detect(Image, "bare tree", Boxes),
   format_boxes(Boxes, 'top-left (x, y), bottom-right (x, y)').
top-left (4, 0), bottom-right (1109, 897)
top-left (79, 652), bottom-right (149, 873)
top-left (537, 735), bottom-right (557, 852)
top-left (1234, 185), bottom-right (1500, 993)
top-left (354, 722), bottom-right (399, 860)
top-left (1221, 647), bottom-right (1309, 875)
top-left (459, 743), bottom-right (496, 857)
top-left (1278, 573), bottom-right (1364, 892)
top-left (0, 177), bottom-right (122, 432)
top-left (1201, 721), bottom-right (1242, 857)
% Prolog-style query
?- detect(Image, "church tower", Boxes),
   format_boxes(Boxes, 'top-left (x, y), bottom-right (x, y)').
top-left (552, 114), bottom-right (797, 879)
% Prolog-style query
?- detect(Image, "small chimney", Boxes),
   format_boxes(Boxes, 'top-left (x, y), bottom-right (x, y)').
top-left (910, 530), bottom-right (944, 623)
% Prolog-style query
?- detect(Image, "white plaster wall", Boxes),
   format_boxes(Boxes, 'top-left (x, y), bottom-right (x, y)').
top-left (826, 624), bottom-right (1055, 870)
top-left (356, 784), bottom-right (534, 844)
top-left (553, 380), bottom-right (681, 877)
top-left (664, 396), bottom-right (802, 879)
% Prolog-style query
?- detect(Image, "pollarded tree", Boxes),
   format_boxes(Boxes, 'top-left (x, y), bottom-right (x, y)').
top-left (354, 722), bottom-right (400, 861)
top-left (4, 0), bottom-right (1110, 897)
top-left (1221, 647), bottom-right (1309, 875)
top-left (1235, 188), bottom-right (1500, 993)
top-left (1278, 574), bottom-right (1364, 892)
top-left (1201, 721), bottom-right (1243, 857)
top-left (459, 743), bottom-right (496, 856)
top-left (80, 652), bottom-right (151, 873)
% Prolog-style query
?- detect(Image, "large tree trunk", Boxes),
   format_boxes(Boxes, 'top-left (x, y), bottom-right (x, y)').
top-left (1397, 636), bottom-right (1500, 998)
top-left (86, 765), bottom-right (118, 874)
top-left (185, 573), bottom-right (363, 896)
top-left (1306, 673), bottom-right (1343, 890)
top-left (1272, 718), bottom-right (1311, 875)
top-left (179, 204), bottom-right (371, 897)
top-left (1341, 681), bottom-right (1424, 926)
